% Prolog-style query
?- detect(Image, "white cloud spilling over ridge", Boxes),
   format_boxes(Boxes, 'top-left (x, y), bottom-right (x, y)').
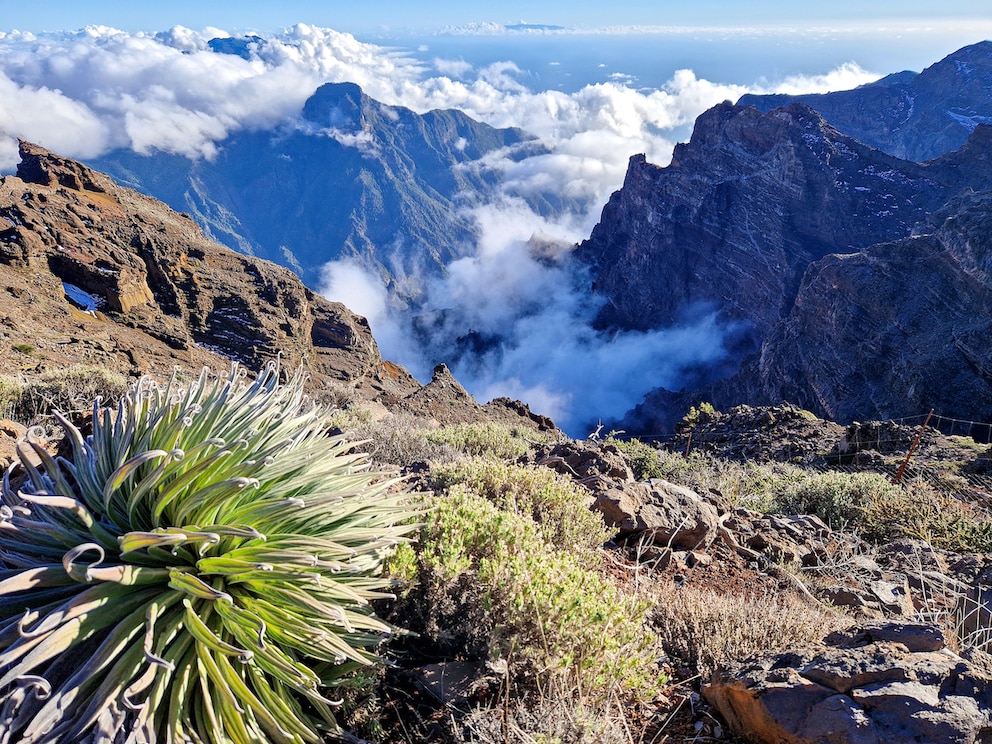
top-left (318, 198), bottom-right (740, 434)
top-left (0, 24), bottom-right (883, 432)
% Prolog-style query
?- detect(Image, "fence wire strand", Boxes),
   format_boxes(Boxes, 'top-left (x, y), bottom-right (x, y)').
top-left (619, 409), bottom-right (992, 501)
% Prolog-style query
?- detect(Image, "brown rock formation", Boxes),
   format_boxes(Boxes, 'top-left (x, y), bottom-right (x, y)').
top-left (0, 140), bottom-right (387, 389)
top-left (704, 621), bottom-right (992, 744)
top-left (0, 141), bottom-right (552, 432)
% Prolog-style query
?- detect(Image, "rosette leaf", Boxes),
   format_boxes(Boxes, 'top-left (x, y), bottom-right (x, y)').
top-left (0, 363), bottom-right (419, 743)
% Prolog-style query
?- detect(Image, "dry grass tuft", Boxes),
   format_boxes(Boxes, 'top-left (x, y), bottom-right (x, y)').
top-left (651, 582), bottom-right (851, 677)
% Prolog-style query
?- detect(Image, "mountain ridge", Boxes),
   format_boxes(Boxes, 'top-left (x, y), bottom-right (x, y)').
top-left (575, 90), bottom-right (992, 432)
top-left (88, 82), bottom-right (547, 293)
top-left (738, 40), bottom-right (992, 162)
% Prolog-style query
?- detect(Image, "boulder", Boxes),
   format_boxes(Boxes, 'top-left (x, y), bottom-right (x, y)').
top-left (0, 419), bottom-right (26, 472)
top-left (704, 621), bottom-right (992, 744)
top-left (592, 479), bottom-right (717, 549)
top-left (530, 441), bottom-right (634, 483)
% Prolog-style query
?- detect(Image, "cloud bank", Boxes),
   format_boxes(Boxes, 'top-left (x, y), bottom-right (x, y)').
top-left (0, 24), bottom-right (884, 433)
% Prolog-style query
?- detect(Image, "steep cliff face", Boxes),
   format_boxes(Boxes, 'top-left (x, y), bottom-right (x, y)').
top-left (630, 189), bottom-right (992, 430)
top-left (738, 41), bottom-right (992, 163)
top-left (744, 189), bottom-right (992, 424)
top-left (577, 100), bottom-right (992, 432)
top-left (576, 102), bottom-right (989, 344)
top-left (89, 83), bottom-right (544, 292)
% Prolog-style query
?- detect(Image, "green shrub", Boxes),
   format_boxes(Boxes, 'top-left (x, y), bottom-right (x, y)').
top-left (607, 437), bottom-right (664, 480)
top-left (856, 481), bottom-right (992, 552)
top-left (0, 377), bottom-right (24, 421)
top-left (681, 402), bottom-right (718, 429)
top-left (328, 411), bottom-right (460, 466)
top-left (646, 451), bottom-right (992, 552)
top-left (416, 486), bottom-right (663, 704)
top-left (649, 450), bottom-right (786, 511)
top-left (425, 421), bottom-right (541, 460)
top-left (327, 415), bottom-right (547, 467)
top-left (769, 470), bottom-right (900, 530)
top-left (431, 458), bottom-right (610, 552)
top-left (0, 363), bottom-right (420, 743)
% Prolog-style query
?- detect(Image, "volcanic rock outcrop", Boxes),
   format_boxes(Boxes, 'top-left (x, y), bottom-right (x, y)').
top-left (704, 622), bottom-right (992, 744)
top-left (0, 141), bottom-right (550, 430)
top-left (577, 99), bottom-right (992, 432)
top-left (1, 141), bottom-right (386, 385)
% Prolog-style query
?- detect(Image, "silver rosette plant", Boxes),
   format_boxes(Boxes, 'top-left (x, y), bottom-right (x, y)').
top-left (0, 363), bottom-right (419, 743)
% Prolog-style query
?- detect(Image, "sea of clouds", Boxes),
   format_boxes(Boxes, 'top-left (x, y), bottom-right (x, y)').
top-left (0, 24), bottom-right (885, 433)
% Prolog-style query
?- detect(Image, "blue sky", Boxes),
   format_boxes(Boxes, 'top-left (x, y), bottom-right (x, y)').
top-left (3, 0), bottom-right (991, 36)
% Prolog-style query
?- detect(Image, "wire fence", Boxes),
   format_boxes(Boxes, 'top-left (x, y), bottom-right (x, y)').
top-left (617, 408), bottom-right (992, 500)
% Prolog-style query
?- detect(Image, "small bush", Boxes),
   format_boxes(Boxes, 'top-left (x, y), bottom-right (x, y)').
top-left (652, 582), bottom-right (849, 676)
top-left (431, 458), bottom-right (610, 552)
top-left (314, 379), bottom-right (361, 410)
top-left (650, 450), bottom-right (788, 511)
top-left (415, 486), bottom-right (664, 705)
top-left (331, 411), bottom-right (459, 466)
top-left (328, 415), bottom-right (547, 466)
top-left (681, 402), bottom-right (719, 429)
top-left (770, 470), bottom-right (901, 530)
top-left (426, 421), bottom-right (542, 460)
top-left (16, 365), bottom-right (129, 423)
top-left (0, 376), bottom-right (24, 420)
top-left (607, 437), bottom-right (664, 480)
top-left (857, 481), bottom-right (992, 552)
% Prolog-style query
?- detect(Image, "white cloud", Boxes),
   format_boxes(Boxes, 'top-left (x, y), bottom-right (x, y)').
top-left (433, 57), bottom-right (472, 77)
top-left (0, 70), bottom-right (111, 168)
top-left (318, 258), bottom-right (388, 326)
top-left (0, 25), bottom-right (426, 163)
top-left (318, 127), bottom-right (377, 154)
top-left (768, 61), bottom-right (880, 95)
top-left (317, 204), bottom-right (738, 433)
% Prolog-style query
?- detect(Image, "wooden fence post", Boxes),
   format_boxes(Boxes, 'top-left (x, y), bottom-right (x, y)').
top-left (892, 409), bottom-right (934, 485)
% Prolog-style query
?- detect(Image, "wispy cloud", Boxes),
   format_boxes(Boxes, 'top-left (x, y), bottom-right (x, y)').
top-left (437, 20), bottom-right (992, 37)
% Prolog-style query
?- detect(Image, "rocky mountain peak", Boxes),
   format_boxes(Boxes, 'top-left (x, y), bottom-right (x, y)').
top-left (577, 100), bottom-right (969, 340)
top-left (676, 100), bottom-right (830, 159)
top-left (917, 39), bottom-right (992, 84)
top-left (577, 94), bottom-right (992, 433)
top-left (301, 82), bottom-right (372, 133)
top-left (16, 139), bottom-right (113, 194)
top-left (90, 83), bottom-right (543, 290)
